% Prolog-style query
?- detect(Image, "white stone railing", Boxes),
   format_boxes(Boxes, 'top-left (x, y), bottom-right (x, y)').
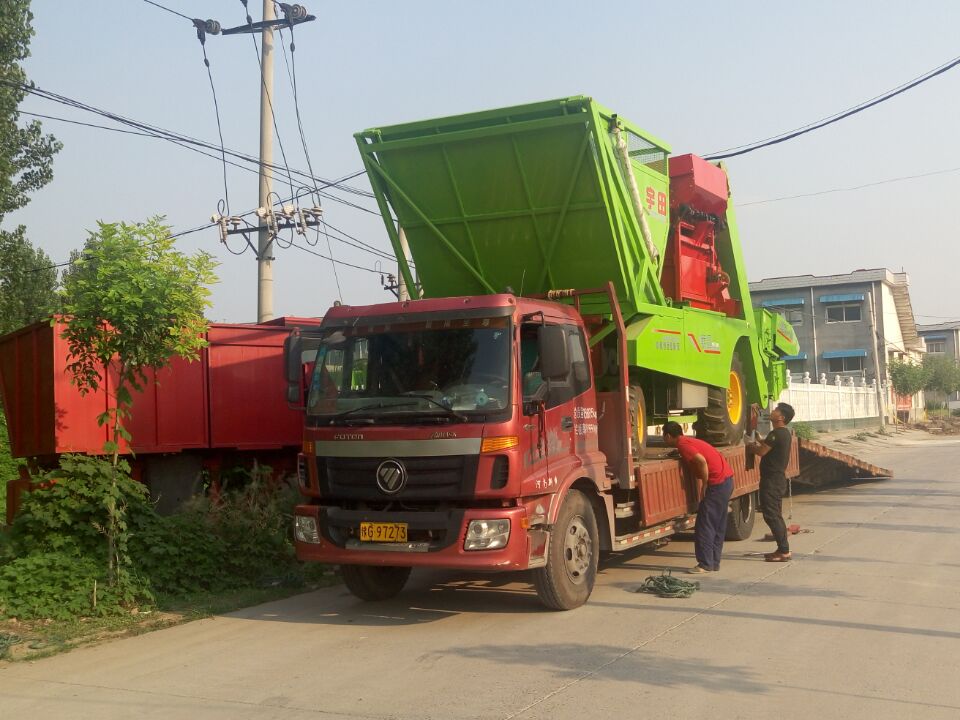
top-left (778, 372), bottom-right (883, 422)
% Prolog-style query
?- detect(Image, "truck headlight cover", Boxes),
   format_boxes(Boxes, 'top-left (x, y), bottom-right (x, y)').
top-left (464, 519), bottom-right (510, 550)
top-left (295, 515), bottom-right (320, 544)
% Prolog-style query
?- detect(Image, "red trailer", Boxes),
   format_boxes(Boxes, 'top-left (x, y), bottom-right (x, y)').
top-left (0, 316), bottom-right (320, 521)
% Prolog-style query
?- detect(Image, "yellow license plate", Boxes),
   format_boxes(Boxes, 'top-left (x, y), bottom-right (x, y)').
top-left (359, 522), bottom-right (408, 543)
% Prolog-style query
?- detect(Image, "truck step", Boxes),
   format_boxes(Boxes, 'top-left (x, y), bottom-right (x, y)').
top-left (614, 502), bottom-right (637, 519)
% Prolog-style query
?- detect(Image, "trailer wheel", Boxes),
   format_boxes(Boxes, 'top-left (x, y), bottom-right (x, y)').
top-left (725, 491), bottom-right (756, 541)
top-left (533, 489), bottom-right (598, 610)
top-left (628, 385), bottom-right (648, 458)
top-left (695, 354), bottom-right (747, 445)
top-left (340, 564), bottom-right (412, 601)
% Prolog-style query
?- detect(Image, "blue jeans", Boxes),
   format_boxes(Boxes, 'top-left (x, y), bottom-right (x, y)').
top-left (694, 475), bottom-right (734, 571)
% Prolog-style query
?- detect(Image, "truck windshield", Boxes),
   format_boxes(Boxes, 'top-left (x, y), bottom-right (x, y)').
top-left (307, 318), bottom-right (511, 423)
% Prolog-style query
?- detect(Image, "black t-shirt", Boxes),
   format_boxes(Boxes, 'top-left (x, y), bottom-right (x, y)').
top-left (760, 426), bottom-right (792, 477)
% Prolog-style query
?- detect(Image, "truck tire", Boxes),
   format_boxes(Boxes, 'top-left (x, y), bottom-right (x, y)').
top-left (695, 354), bottom-right (747, 446)
top-left (533, 489), bottom-right (598, 610)
top-left (725, 491), bottom-right (756, 541)
top-left (340, 564), bottom-right (412, 601)
top-left (628, 385), bottom-right (648, 458)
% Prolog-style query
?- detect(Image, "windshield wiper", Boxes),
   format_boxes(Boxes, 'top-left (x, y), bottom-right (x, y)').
top-left (327, 401), bottom-right (419, 424)
top-left (401, 394), bottom-right (469, 422)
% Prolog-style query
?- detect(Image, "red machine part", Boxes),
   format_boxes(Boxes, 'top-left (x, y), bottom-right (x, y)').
top-left (662, 154), bottom-right (740, 317)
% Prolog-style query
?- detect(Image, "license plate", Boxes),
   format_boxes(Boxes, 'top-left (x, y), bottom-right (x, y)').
top-left (359, 522), bottom-right (408, 543)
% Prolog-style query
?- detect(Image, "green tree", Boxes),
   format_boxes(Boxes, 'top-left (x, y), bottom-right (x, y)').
top-left (0, 0), bottom-right (61, 334)
top-left (922, 354), bottom-right (960, 409)
top-left (888, 359), bottom-right (928, 398)
top-left (0, 225), bottom-right (57, 334)
top-left (59, 217), bottom-right (218, 578)
top-left (0, 0), bottom-right (61, 219)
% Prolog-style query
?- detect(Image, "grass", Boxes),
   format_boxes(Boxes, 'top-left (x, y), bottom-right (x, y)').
top-left (0, 568), bottom-right (341, 662)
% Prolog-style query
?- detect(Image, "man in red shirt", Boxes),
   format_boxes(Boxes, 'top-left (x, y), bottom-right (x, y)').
top-left (662, 421), bottom-right (735, 574)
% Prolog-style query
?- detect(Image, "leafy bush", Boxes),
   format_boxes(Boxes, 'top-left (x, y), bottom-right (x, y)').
top-left (0, 552), bottom-right (141, 620)
top-left (1, 456), bottom-right (304, 620)
top-left (952, 408), bottom-right (960, 418)
top-left (129, 467), bottom-right (301, 598)
top-left (1, 455), bottom-right (153, 619)
top-left (791, 421), bottom-right (816, 440)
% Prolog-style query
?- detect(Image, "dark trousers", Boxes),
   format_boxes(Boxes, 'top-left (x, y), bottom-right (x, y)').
top-left (694, 475), bottom-right (734, 571)
top-left (760, 473), bottom-right (790, 554)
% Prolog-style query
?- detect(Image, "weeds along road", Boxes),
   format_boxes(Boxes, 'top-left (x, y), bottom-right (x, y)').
top-left (2, 432), bottom-right (959, 720)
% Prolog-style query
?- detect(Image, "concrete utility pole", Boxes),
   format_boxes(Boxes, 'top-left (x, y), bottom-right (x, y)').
top-left (257, 0), bottom-right (276, 323)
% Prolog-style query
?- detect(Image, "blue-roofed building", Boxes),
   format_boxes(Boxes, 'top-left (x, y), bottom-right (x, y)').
top-left (749, 269), bottom-right (924, 386)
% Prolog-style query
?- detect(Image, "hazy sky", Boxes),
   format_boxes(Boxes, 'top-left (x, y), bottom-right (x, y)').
top-left (9, 1), bottom-right (960, 324)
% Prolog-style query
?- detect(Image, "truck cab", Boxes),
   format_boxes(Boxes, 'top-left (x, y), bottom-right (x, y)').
top-left (291, 291), bottom-right (621, 609)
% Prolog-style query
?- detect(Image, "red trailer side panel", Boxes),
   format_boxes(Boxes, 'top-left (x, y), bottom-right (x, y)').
top-left (125, 355), bottom-right (209, 454)
top-left (207, 325), bottom-right (303, 449)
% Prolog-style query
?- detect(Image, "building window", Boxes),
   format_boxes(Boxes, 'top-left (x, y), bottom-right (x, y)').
top-left (926, 340), bottom-right (945, 354)
top-left (785, 308), bottom-right (803, 325)
top-left (827, 356), bottom-right (864, 373)
top-left (825, 303), bottom-right (861, 323)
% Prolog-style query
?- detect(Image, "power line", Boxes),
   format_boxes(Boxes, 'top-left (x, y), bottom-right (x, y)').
top-left (276, 21), bottom-right (343, 301)
top-left (738, 165), bottom-right (960, 207)
top-left (8, 81), bottom-right (375, 202)
top-left (703, 53), bottom-right (960, 160)
top-left (141, 0), bottom-right (191, 22)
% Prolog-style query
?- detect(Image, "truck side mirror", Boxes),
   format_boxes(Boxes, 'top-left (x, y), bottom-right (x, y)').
top-left (284, 331), bottom-right (303, 405)
top-left (538, 325), bottom-right (569, 380)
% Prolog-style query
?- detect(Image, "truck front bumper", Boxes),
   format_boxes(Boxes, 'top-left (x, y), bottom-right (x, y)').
top-left (294, 504), bottom-right (532, 570)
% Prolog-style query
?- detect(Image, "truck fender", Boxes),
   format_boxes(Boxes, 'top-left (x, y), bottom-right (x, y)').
top-left (550, 465), bottom-right (613, 553)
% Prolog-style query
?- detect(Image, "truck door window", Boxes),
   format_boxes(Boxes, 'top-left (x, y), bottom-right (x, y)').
top-left (522, 323), bottom-right (591, 410)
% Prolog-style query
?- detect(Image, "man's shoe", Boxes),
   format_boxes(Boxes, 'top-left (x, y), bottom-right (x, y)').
top-left (765, 552), bottom-right (792, 562)
top-left (687, 565), bottom-right (710, 574)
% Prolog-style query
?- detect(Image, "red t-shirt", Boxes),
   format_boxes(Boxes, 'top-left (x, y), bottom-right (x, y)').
top-left (676, 436), bottom-right (734, 485)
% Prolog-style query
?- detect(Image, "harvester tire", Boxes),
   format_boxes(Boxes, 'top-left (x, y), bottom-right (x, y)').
top-left (695, 354), bottom-right (747, 446)
top-left (340, 564), bottom-right (412, 601)
top-left (628, 385), bottom-right (648, 458)
top-left (534, 489), bottom-right (598, 610)
top-left (725, 491), bottom-right (757, 541)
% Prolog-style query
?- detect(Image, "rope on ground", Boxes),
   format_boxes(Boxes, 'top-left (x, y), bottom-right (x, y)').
top-left (633, 571), bottom-right (700, 598)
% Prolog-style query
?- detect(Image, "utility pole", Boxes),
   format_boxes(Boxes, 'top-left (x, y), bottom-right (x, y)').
top-left (257, 0), bottom-right (276, 323)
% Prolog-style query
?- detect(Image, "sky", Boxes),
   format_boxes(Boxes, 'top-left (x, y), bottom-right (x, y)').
top-left (8, 1), bottom-right (960, 325)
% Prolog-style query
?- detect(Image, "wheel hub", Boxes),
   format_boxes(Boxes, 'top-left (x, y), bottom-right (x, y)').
top-left (563, 515), bottom-right (592, 584)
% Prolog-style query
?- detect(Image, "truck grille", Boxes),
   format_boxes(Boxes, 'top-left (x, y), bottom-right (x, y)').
top-left (318, 455), bottom-right (479, 500)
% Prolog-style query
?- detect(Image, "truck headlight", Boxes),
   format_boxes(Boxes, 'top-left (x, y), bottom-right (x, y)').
top-left (295, 515), bottom-right (320, 544)
top-left (464, 519), bottom-right (510, 550)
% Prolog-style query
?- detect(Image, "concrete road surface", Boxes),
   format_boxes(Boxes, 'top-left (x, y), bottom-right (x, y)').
top-left (2, 432), bottom-right (958, 719)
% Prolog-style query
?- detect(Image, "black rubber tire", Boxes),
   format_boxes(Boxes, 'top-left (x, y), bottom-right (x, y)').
top-left (628, 385), bottom-right (648, 458)
top-left (725, 491), bottom-right (757, 541)
top-left (533, 489), bottom-right (599, 611)
top-left (696, 354), bottom-right (747, 446)
top-left (340, 564), bottom-right (412, 601)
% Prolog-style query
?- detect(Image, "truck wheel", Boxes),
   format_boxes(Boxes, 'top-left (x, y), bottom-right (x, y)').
top-left (725, 492), bottom-right (756, 541)
top-left (628, 385), bottom-right (648, 458)
top-left (340, 564), bottom-right (412, 601)
top-left (696, 354), bottom-right (747, 445)
top-left (533, 489), bottom-right (598, 610)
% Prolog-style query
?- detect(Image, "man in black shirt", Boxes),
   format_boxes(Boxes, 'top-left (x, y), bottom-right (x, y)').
top-left (748, 402), bottom-right (795, 562)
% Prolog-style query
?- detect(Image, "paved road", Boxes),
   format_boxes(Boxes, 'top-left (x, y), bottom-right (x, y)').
top-left (2, 433), bottom-right (959, 719)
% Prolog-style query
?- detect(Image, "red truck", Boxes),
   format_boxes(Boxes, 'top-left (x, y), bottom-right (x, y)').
top-left (286, 98), bottom-right (803, 610)
top-left (288, 286), bottom-right (798, 610)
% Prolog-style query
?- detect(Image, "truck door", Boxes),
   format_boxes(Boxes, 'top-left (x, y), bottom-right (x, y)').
top-left (518, 323), bottom-right (594, 495)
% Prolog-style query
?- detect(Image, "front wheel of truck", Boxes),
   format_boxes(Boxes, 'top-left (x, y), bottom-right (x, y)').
top-left (340, 564), bottom-right (412, 601)
top-left (533, 489), bottom-right (598, 611)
